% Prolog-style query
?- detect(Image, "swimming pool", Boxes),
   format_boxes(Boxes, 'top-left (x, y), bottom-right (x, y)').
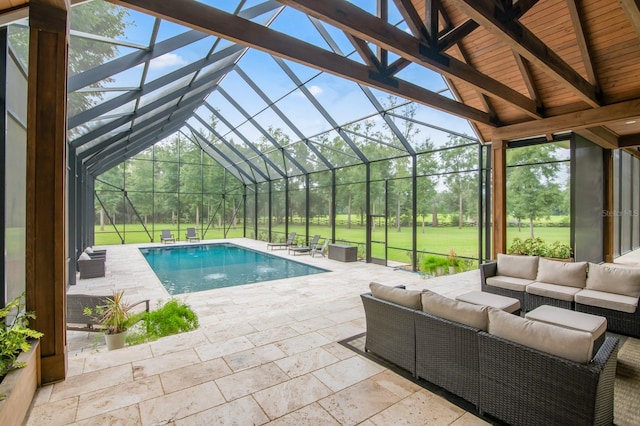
top-left (139, 243), bottom-right (329, 295)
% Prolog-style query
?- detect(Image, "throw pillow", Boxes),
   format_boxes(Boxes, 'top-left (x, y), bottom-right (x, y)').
top-left (84, 246), bottom-right (93, 254)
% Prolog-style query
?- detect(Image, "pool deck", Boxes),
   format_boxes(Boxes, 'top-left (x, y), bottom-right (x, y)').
top-left (30, 239), bottom-right (492, 424)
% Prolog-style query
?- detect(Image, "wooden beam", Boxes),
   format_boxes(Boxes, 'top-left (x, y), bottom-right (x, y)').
top-left (392, 0), bottom-right (429, 43)
top-left (575, 127), bottom-right (619, 150)
top-left (425, 0), bottom-right (440, 43)
top-left (108, 0), bottom-right (495, 125)
top-left (346, 34), bottom-right (382, 70)
top-left (26, 0), bottom-right (69, 385)
top-left (438, 19), bottom-right (479, 52)
top-left (566, 0), bottom-right (598, 86)
top-left (619, 133), bottom-right (640, 147)
top-left (449, 0), bottom-right (600, 107)
top-left (513, 53), bottom-right (542, 110)
top-left (277, 0), bottom-right (541, 118)
top-left (619, 0), bottom-right (640, 39)
top-left (491, 139), bottom-right (507, 258)
top-left (492, 99), bottom-right (640, 140)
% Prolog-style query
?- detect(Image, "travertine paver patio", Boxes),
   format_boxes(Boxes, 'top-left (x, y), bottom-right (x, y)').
top-left (27, 238), bottom-right (489, 425)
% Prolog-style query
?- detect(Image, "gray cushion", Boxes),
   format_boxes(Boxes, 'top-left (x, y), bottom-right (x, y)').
top-left (369, 282), bottom-right (422, 310)
top-left (422, 290), bottom-right (488, 331)
top-left (586, 262), bottom-right (640, 298)
top-left (525, 282), bottom-right (581, 302)
top-left (488, 308), bottom-right (594, 363)
top-left (575, 289), bottom-right (638, 314)
top-left (525, 305), bottom-right (607, 339)
top-left (486, 276), bottom-right (532, 292)
top-left (496, 253), bottom-right (538, 280)
top-left (78, 252), bottom-right (91, 261)
top-left (536, 258), bottom-right (587, 288)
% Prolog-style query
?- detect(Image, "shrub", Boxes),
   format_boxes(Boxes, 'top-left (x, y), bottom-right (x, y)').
top-left (421, 254), bottom-right (449, 275)
top-left (126, 298), bottom-right (199, 345)
top-left (507, 237), bottom-right (572, 259)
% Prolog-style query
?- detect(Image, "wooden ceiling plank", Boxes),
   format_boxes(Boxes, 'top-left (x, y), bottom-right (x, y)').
top-left (618, 0), bottom-right (640, 38)
top-left (566, 0), bottom-right (599, 86)
top-left (493, 99), bottom-right (640, 140)
top-left (449, 0), bottom-right (600, 107)
top-left (108, 0), bottom-right (495, 126)
top-left (278, 0), bottom-right (540, 118)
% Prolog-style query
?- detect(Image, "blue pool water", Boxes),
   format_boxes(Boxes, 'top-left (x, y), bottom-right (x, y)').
top-left (139, 243), bottom-right (329, 295)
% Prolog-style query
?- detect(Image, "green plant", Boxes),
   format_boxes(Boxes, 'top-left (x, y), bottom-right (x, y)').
top-left (84, 290), bottom-right (133, 335)
top-left (126, 298), bottom-right (199, 345)
top-left (546, 241), bottom-right (573, 259)
top-left (507, 237), bottom-right (573, 259)
top-left (421, 254), bottom-right (449, 275)
top-left (0, 292), bottom-right (43, 380)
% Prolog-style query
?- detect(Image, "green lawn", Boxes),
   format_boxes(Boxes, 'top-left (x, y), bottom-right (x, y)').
top-left (95, 220), bottom-right (569, 266)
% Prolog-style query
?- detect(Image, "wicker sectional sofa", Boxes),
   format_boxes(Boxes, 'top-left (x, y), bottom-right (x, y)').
top-left (481, 254), bottom-right (640, 338)
top-left (361, 283), bottom-right (619, 426)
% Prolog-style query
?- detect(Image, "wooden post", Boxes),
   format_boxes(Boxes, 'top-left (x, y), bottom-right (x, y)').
top-left (26, 0), bottom-right (69, 384)
top-left (603, 149), bottom-right (614, 262)
top-left (491, 139), bottom-right (507, 259)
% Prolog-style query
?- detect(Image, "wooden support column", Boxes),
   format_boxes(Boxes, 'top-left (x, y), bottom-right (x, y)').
top-left (491, 139), bottom-right (507, 259)
top-left (26, 0), bottom-right (69, 384)
top-left (603, 149), bottom-right (614, 262)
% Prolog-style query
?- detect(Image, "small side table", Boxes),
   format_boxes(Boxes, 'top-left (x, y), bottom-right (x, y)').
top-left (328, 244), bottom-right (357, 262)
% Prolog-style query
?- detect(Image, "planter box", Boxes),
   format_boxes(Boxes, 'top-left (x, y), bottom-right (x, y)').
top-left (0, 340), bottom-right (40, 426)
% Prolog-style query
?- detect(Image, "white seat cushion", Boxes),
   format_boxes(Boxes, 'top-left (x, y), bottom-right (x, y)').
top-left (488, 308), bottom-right (594, 363)
top-left (575, 289), bottom-right (638, 314)
top-left (486, 276), bottom-right (532, 292)
top-left (525, 305), bottom-right (607, 339)
top-left (526, 282), bottom-right (581, 302)
top-left (455, 291), bottom-right (520, 313)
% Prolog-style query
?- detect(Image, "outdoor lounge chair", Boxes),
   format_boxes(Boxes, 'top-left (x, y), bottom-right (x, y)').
top-left (185, 227), bottom-right (200, 242)
top-left (66, 294), bottom-right (150, 332)
top-left (311, 238), bottom-right (329, 257)
top-left (267, 232), bottom-right (296, 250)
top-left (77, 253), bottom-right (106, 279)
top-left (160, 229), bottom-right (176, 243)
top-left (289, 234), bottom-right (320, 255)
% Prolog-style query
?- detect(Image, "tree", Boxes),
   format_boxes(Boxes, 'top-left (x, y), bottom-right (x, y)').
top-left (439, 135), bottom-right (478, 228)
top-left (415, 140), bottom-right (438, 233)
top-left (507, 144), bottom-right (565, 237)
top-left (9, 2), bottom-right (132, 120)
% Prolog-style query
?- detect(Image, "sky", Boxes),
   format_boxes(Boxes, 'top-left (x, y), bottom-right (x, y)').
top-left (64, 0), bottom-right (477, 171)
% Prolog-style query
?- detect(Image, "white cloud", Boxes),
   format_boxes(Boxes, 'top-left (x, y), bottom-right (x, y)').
top-left (295, 85), bottom-right (323, 97)
top-left (149, 53), bottom-right (187, 70)
top-left (308, 85), bottom-right (323, 96)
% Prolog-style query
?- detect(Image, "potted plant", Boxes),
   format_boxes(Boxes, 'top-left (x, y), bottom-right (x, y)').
top-left (0, 292), bottom-right (43, 425)
top-left (447, 249), bottom-right (458, 274)
top-left (84, 290), bottom-right (133, 351)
